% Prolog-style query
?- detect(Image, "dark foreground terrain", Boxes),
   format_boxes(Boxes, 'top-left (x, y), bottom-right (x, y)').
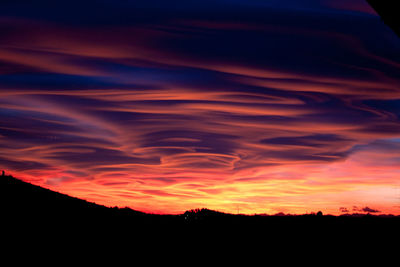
top-left (1, 174), bottom-right (396, 267)
top-left (2, 174), bottom-right (399, 241)
top-left (367, 0), bottom-right (400, 37)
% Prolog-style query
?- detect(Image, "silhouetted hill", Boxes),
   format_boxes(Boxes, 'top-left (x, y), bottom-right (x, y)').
top-left (2, 174), bottom-right (399, 245)
top-left (367, 0), bottom-right (400, 37)
top-left (1, 174), bottom-right (177, 232)
top-left (2, 174), bottom-right (106, 211)
top-left (1, 174), bottom-right (148, 218)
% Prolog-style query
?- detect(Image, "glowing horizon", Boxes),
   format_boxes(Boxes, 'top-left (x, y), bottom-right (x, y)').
top-left (1, 0), bottom-right (399, 215)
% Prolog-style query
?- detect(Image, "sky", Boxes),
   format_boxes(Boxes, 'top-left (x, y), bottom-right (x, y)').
top-left (1, 0), bottom-right (400, 215)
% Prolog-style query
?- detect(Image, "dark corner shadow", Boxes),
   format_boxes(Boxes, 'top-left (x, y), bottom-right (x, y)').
top-left (367, 0), bottom-right (400, 38)
top-left (1, 171), bottom-right (399, 240)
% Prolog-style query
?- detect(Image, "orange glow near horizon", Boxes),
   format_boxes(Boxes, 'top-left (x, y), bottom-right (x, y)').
top-left (7, 135), bottom-right (400, 215)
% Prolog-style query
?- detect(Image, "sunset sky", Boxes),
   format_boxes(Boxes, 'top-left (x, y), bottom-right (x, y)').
top-left (1, 0), bottom-right (399, 215)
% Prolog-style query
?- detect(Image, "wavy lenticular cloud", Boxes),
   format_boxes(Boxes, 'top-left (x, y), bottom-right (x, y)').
top-left (0, 0), bottom-right (399, 215)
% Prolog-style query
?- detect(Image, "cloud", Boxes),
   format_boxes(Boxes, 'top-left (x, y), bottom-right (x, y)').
top-left (352, 206), bottom-right (381, 213)
top-left (361, 207), bottom-right (381, 213)
top-left (339, 207), bottom-right (349, 213)
top-left (0, 1), bottom-right (399, 214)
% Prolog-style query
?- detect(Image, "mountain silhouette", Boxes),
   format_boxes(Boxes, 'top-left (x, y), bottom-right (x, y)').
top-left (0, 174), bottom-right (178, 230)
top-left (367, 0), bottom-right (400, 37)
top-left (1, 173), bottom-right (396, 265)
top-left (2, 172), bottom-right (399, 250)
